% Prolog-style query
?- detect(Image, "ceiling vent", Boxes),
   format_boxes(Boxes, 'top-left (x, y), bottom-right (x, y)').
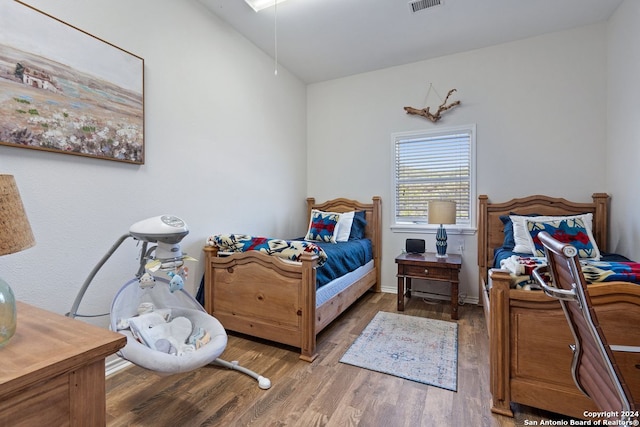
top-left (408, 0), bottom-right (443, 13)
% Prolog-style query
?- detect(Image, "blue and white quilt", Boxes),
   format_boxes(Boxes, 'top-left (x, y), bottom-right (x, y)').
top-left (499, 254), bottom-right (640, 290)
top-left (207, 234), bottom-right (373, 288)
top-left (208, 234), bottom-right (328, 266)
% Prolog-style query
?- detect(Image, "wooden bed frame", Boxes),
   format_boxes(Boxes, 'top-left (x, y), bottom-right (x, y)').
top-left (203, 196), bottom-right (381, 362)
top-left (478, 194), bottom-right (640, 419)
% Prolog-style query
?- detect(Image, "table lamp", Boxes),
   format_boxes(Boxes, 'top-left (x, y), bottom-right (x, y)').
top-left (428, 200), bottom-right (456, 258)
top-left (0, 175), bottom-right (35, 347)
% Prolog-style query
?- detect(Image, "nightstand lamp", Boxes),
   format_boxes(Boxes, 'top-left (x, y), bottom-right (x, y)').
top-left (428, 200), bottom-right (456, 258)
top-left (0, 175), bottom-right (35, 347)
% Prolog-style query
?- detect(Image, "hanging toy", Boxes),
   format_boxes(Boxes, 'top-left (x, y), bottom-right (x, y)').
top-left (138, 272), bottom-right (156, 289)
top-left (177, 266), bottom-right (189, 280)
top-left (167, 270), bottom-right (185, 293)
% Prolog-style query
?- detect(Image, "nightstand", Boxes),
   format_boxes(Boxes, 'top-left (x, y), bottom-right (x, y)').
top-left (395, 252), bottom-right (462, 320)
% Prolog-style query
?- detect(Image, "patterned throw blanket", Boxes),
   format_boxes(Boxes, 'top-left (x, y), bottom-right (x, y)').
top-left (207, 234), bottom-right (328, 267)
top-left (500, 255), bottom-right (640, 290)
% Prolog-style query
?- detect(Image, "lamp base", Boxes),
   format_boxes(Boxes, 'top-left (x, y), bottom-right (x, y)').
top-left (435, 224), bottom-right (448, 258)
top-left (0, 277), bottom-right (17, 347)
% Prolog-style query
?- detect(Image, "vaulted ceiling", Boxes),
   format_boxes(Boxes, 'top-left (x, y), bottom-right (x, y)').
top-left (200, 0), bottom-right (623, 84)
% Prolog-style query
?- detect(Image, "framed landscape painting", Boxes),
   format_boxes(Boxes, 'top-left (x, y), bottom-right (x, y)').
top-left (0, 1), bottom-right (144, 164)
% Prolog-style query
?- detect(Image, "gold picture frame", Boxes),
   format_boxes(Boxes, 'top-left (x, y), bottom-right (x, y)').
top-left (0, 1), bottom-right (144, 164)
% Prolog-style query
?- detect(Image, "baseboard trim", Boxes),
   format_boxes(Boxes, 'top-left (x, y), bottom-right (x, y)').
top-left (105, 356), bottom-right (132, 377)
top-left (380, 285), bottom-right (478, 305)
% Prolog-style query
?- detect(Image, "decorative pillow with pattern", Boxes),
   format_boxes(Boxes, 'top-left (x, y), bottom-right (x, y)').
top-left (305, 209), bottom-right (341, 243)
top-left (510, 213), bottom-right (594, 254)
top-left (526, 217), bottom-right (601, 259)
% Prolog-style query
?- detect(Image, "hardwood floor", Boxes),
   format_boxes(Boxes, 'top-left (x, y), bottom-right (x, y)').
top-left (105, 292), bottom-right (567, 426)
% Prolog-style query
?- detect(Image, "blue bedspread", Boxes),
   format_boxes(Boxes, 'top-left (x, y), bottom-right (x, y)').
top-left (311, 239), bottom-right (373, 288)
top-left (208, 234), bottom-right (372, 289)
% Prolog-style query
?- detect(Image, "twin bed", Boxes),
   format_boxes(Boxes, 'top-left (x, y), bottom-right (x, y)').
top-left (478, 193), bottom-right (640, 419)
top-left (202, 197), bottom-right (381, 362)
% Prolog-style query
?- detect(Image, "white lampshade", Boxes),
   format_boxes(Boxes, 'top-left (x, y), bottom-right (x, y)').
top-left (428, 200), bottom-right (456, 225)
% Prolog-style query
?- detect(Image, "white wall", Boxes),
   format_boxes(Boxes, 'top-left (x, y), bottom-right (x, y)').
top-left (607, 0), bottom-right (640, 261)
top-left (3, 1), bottom-right (630, 322)
top-left (307, 24), bottom-right (609, 302)
top-left (0, 0), bottom-right (307, 326)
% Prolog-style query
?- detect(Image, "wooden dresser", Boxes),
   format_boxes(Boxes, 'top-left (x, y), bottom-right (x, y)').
top-left (0, 301), bottom-right (126, 426)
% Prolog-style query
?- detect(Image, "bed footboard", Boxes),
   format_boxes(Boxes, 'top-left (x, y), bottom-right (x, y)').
top-left (488, 268), bottom-right (640, 419)
top-left (203, 246), bottom-right (320, 361)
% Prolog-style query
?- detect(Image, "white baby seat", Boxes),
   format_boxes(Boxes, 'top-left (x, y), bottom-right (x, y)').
top-left (111, 277), bottom-right (227, 374)
top-left (68, 215), bottom-right (271, 389)
top-left (109, 277), bottom-right (270, 388)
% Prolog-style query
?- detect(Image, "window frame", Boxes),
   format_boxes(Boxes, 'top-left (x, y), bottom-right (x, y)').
top-left (390, 124), bottom-right (477, 234)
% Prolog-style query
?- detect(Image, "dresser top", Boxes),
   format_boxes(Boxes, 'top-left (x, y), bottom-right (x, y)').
top-left (0, 301), bottom-right (126, 396)
top-left (395, 252), bottom-right (462, 267)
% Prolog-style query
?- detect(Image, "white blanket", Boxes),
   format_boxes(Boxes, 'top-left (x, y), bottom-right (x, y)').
top-left (126, 312), bottom-right (196, 356)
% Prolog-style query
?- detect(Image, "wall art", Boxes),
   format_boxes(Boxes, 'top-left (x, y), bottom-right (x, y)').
top-left (0, 1), bottom-right (144, 164)
top-left (404, 85), bottom-right (460, 123)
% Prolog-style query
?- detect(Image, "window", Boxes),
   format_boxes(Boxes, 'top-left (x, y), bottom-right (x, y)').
top-left (391, 124), bottom-right (476, 231)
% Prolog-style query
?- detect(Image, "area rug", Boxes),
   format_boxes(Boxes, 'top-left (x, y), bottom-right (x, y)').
top-left (339, 311), bottom-right (458, 391)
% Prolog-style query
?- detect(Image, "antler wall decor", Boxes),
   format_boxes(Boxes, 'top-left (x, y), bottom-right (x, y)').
top-left (404, 88), bottom-right (461, 123)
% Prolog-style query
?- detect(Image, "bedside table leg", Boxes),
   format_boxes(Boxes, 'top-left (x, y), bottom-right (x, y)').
top-left (451, 280), bottom-right (459, 320)
top-left (397, 275), bottom-right (405, 311)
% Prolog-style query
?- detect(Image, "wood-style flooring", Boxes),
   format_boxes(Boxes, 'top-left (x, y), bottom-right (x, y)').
top-left (105, 292), bottom-right (567, 426)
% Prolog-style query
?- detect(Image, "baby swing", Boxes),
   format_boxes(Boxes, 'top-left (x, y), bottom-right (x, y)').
top-left (68, 215), bottom-right (271, 389)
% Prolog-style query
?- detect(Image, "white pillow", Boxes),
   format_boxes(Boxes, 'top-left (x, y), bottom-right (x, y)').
top-left (510, 213), bottom-right (594, 254)
top-left (335, 211), bottom-right (355, 242)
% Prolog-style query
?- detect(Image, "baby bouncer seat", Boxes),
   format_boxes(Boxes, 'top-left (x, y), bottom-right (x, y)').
top-left (68, 215), bottom-right (270, 389)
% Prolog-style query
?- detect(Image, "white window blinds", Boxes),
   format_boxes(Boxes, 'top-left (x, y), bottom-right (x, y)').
top-left (393, 126), bottom-right (473, 226)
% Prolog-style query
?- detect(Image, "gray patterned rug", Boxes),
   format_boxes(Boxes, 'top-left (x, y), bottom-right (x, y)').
top-left (340, 311), bottom-right (458, 391)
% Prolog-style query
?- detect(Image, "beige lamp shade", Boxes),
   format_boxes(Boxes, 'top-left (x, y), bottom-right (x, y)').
top-left (428, 200), bottom-right (457, 225)
top-left (0, 175), bottom-right (35, 256)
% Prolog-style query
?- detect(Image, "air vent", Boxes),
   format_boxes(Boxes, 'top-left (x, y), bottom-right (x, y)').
top-left (409, 0), bottom-right (442, 13)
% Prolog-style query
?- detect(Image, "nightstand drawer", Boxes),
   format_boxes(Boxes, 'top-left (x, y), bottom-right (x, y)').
top-left (401, 264), bottom-right (456, 281)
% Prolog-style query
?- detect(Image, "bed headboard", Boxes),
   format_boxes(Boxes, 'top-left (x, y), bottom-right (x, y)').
top-left (477, 193), bottom-right (609, 282)
top-left (306, 196), bottom-right (382, 284)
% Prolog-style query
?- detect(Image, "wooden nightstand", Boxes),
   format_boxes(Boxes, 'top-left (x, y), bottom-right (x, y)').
top-left (0, 302), bottom-right (126, 426)
top-left (395, 252), bottom-right (462, 320)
